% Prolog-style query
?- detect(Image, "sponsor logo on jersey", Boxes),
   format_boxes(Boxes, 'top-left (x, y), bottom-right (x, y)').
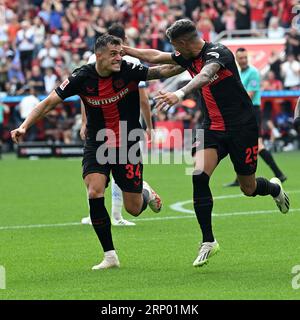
top-left (209, 74), bottom-right (219, 83)
top-left (59, 79), bottom-right (70, 90)
top-left (113, 79), bottom-right (125, 89)
top-left (85, 87), bottom-right (129, 106)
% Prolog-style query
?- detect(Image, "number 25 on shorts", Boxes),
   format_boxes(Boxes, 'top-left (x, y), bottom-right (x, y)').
top-left (245, 146), bottom-right (258, 164)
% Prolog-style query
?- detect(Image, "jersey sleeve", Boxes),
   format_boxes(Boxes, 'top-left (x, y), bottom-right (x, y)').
top-left (55, 69), bottom-right (83, 100)
top-left (203, 45), bottom-right (233, 69)
top-left (245, 69), bottom-right (260, 92)
top-left (125, 61), bottom-right (149, 82)
top-left (171, 51), bottom-right (189, 69)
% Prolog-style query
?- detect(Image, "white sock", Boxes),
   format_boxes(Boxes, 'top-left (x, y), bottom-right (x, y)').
top-left (111, 178), bottom-right (123, 221)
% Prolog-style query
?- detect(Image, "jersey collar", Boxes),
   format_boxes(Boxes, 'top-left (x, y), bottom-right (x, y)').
top-left (194, 41), bottom-right (209, 60)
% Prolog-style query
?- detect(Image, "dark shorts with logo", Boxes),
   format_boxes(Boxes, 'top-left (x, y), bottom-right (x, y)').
top-left (82, 143), bottom-right (143, 193)
top-left (192, 121), bottom-right (259, 176)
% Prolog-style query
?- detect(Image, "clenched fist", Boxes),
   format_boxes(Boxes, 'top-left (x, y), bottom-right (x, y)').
top-left (11, 127), bottom-right (26, 144)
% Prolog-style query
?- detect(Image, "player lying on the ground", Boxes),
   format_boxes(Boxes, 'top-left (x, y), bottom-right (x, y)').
top-left (11, 34), bottom-right (185, 270)
top-left (123, 19), bottom-right (290, 267)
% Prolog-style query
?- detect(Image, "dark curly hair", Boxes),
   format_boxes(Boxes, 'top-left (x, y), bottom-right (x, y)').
top-left (94, 34), bottom-right (122, 53)
top-left (166, 19), bottom-right (198, 41)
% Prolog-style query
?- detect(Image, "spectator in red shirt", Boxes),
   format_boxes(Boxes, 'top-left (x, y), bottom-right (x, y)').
top-left (279, 0), bottom-right (297, 28)
top-left (250, 0), bottom-right (265, 29)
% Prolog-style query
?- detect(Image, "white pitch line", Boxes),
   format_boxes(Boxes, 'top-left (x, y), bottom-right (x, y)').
top-left (170, 190), bottom-right (300, 214)
top-left (0, 222), bottom-right (81, 231)
top-left (1, 190), bottom-right (299, 231)
top-left (0, 208), bottom-right (300, 231)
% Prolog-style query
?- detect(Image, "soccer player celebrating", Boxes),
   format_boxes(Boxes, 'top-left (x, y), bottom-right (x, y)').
top-left (11, 34), bottom-right (184, 270)
top-left (123, 19), bottom-right (290, 267)
top-left (80, 23), bottom-right (153, 227)
top-left (224, 48), bottom-right (287, 187)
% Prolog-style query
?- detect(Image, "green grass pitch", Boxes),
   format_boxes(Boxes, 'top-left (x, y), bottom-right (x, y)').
top-left (0, 152), bottom-right (300, 300)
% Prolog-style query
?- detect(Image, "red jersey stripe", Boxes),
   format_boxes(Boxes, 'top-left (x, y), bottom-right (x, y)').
top-left (188, 59), bottom-right (227, 131)
top-left (202, 86), bottom-right (225, 131)
top-left (98, 78), bottom-right (121, 147)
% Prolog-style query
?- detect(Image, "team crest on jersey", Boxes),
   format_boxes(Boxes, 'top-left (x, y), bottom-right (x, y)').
top-left (59, 79), bottom-right (70, 90)
top-left (86, 86), bottom-right (95, 93)
top-left (114, 79), bottom-right (125, 89)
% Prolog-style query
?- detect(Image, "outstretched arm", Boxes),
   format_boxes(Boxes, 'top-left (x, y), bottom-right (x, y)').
top-left (146, 64), bottom-right (185, 80)
top-left (154, 63), bottom-right (220, 110)
top-left (294, 97), bottom-right (300, 134)
top-left (11, 91), bottom-right (62, 143)
top-left (123, 46), bottom-right (176, 65)
top-left (179, 63), bottom-right (220, 96)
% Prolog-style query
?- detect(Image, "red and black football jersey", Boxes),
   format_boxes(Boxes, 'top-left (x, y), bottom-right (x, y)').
top-left (55, 60), bottom-right (148, 145)
top-left (172, 42), bottom-right (256, 131)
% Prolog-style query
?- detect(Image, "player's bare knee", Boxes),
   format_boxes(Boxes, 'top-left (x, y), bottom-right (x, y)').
top-left (88, 187), bottom-right (104, 199)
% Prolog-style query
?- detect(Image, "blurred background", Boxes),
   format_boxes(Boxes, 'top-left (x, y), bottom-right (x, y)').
top-left (0, 0), bottom-right (299, 156)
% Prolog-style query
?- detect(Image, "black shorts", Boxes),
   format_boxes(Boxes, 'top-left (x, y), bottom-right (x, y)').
top-left (192, 122), bottom-right (259, 176)
top-left (82, 144), bottom-right (143, 193)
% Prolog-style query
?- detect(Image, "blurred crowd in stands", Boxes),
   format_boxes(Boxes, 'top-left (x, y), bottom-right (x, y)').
top-left (0, 0), bottom-right (299, 151)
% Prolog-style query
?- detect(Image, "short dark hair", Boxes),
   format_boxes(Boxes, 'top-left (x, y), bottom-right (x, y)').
top-left (94, 34), bottom-right (122, 53)
top-left (236, 47), bottom-right (247, 53)
top-left (166, 19), bottom-right (198, 41)
top-left (108, 23), bottom-right (126, 41)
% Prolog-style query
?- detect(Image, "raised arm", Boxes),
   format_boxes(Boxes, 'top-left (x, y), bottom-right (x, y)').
top-left (11, 90), bottom-right (62, 143)
top-left (123, 46), bottom-right (176, 65)
top-left (146, 64), bottom-right (185, 80)
top-left (154, 62), bottom-right (220, 110)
